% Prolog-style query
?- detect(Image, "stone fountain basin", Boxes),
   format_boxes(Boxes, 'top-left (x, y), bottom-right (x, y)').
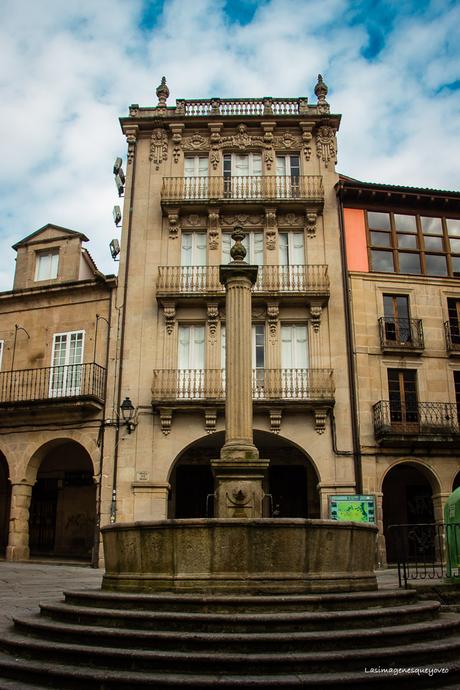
top-left (102, 518), bottom-right (378, 594)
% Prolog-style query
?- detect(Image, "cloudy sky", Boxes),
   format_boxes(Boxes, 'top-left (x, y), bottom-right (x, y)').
top-left (1, 0), bottom-right (459, 289)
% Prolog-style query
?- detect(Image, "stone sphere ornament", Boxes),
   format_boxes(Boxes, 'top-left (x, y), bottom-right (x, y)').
top-left (230, 227), bottom-right (247, 262)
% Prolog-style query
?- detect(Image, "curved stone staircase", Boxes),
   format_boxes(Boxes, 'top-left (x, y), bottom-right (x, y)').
top-left (0, 588), bottom-right (459, 688)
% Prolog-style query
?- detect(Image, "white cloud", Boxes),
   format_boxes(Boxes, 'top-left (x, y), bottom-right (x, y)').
top-left (0, 0), bottom-right (458, 290)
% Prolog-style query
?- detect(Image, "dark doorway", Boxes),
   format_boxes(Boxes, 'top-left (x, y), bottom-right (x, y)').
top-left (383, 463), bottom-right (435, 563)
top-left (29, 442), bottom-right (96, 560)
top-left (0, 453), bottom-right (11, 556)
top-left (175, 465), bottom-right (214, 518)
top-left (269, 465), bottom-right (308, 517)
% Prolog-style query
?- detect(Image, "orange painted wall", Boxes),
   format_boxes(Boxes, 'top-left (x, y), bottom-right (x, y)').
top-left (343, 208), bottom-right (369, 272)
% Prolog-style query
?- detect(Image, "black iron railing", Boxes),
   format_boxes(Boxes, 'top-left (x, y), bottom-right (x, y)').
top-left (0, 363), bottom-right (106, 405)
top-left (373, 400), bottom-right (460, 437)
top-left (387, 522), bottom-right (460, 587)
top-left (378, 317), bottom-right (424, 350)
top-left (444, 320), bottom-right (460, 353)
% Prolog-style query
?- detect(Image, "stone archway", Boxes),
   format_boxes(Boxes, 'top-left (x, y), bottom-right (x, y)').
top-left (28, 440), bottom-right (96, 560)
top-left (382, 461), bottom-right (440, 564)
top-left (0, 452), bottom-right (11, 556)
top-left (453, 471), bottom-right (460, 492)
top-left (167, 430), bottom-right (320, 519)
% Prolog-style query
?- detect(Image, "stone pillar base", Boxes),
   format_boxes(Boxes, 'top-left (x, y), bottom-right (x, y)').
top-left (211, 450), bottom-right (269, 518)
top-left (6, 545), bottom-right (30, 561)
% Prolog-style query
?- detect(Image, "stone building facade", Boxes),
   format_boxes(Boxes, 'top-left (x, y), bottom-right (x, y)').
top-left (100, 76), bottom-right (358, 540)
top-left (338, 178), bottom-right (460, 564)
top-left (0, 224), bottom-right (115, 561)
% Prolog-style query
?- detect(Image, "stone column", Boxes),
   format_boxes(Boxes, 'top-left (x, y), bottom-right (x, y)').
top-left (6, 481), bottom-right (34, 561)
top-left (211, 228), bottom-right (269, 518)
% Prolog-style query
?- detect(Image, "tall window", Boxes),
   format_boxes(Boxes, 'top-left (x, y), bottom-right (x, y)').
top-left (50, 331), bottom-right (84, 397)
top-left (447, 298), bottom-right (460, 345)
top-left (181, 233), bottom-right (206, 266)
top-left (178, 325), bottom-right (205, 398)
top-left (383, 294), bottom-right (411, 343)
top-left (0, 340), bottom-right (3, 370)
top-left (281, 324), bottom-right (308, 397)
top-left (184, 156), bottom-right (208, 198)
top-left (388, 369), bottom-right (418, 426)
top-left (223, 153), bottom-right (262, 198)
top-left (454, 371), bottom-right (460, 426)
top-left (35, 250), bottom-right (59, 281)
top-left (279, 232), bottom-right (305, 290)
top-left (368, 212), bottom-right (460, 277)
top-left (222, 231), bottom-right (264, 265)
top-left (276, 155), bottom-right (300, 198)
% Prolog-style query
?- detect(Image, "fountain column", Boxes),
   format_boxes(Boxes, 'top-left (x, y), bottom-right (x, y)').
top-left (211, 228), bottom-right (269, 518)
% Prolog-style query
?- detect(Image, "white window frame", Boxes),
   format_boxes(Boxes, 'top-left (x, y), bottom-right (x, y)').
top-left (177, 324), bottom-right (205, 399)
top-left (35, 249), bottom-right (59, 281)
top-left (184, 156), bottom-right (208, 199)
top-left (49, 330), bottom-right (85, 397)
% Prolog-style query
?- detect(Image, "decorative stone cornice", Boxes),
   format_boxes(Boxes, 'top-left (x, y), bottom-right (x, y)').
top-left (204, 407), bottom-right (217, 433)
top-left (305, 210), bottom-right (318, 238)
top-left (159, 407), bottom-right (173, 435)
top-left (162, 301), bottom-right (176, 334)
top-left (269, 408), bottom-right (282, 434)
top-left (313, 406), bottom-right (328, 434)
top-left (167, 209), bottom-right (180, 239)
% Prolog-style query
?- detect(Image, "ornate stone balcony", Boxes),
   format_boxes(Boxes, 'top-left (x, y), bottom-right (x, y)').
top-left (0, 363), bottom-right (106, 414)
top-left (152, 368), bottom-right (335, 435)
top-left (175, 98), bottom-right (305, 117)
top-left (373, 400), bottom-right (460, 447)
top-left (378, 317), bottom-right (424, 354)
top-left (161, 175), bottom-right (324, 206)
top-left (156, 265), bottom-right (329, 301)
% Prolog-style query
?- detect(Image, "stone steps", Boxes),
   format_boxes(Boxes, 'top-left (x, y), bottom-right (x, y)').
top-left (12, 611), bottom-right (460, 653)
top-left (0, 588), bottom-right (458, 688)
top-left (38, 599), bottom-right (440, 633)
top-left (64, 587), bottom-right (418, 612)
top-left (0, 650), bottom-right (457, 689)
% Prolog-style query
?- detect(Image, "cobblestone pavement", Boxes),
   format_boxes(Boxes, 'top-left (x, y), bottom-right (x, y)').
top-left (0, 560), bottom-right (103, 634)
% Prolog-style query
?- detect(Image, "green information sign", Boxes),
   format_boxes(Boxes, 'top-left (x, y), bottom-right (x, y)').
top-left (329, 495), bottom-right (376, 523)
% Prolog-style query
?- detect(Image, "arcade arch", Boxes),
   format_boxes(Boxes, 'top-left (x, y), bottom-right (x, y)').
top-left (382, 460), bottom-right (440, 563)
top-left (0, 452), bottom-right (11, 556)
top-left (27, 440), bottom-right (96, 560)
top-left (168, 430), bottom-right (320, 519)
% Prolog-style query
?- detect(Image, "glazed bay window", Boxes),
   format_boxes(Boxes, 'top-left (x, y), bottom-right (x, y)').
top-left (368, 212), bottom-right (460, 277)
top-left (35, 249), bottom-right (59, 281)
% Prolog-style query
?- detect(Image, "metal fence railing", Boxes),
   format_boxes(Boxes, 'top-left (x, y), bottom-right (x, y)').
top-left (386, 522), bottom-right (460, 588)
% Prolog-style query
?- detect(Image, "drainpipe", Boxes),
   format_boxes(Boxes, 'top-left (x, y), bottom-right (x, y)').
top-left (336, 182), bottom-right (363, 494)
top-left (110, 140), bottom-right (137, 523)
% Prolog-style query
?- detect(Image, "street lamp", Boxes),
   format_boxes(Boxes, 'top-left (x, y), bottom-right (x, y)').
top-left (120, 396), bottom-right (137, 433)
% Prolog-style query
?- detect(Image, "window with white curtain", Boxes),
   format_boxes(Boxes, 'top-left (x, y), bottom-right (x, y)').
top-left (184, 156), bottom-right (208, 198)
top-left (222, 232), bottom-right (264, 265)
top-left (178, 325), bottom-right (205, 398)
top-left (35, 250), bottom-right (59, 281)
top-left (49, 331), bottom-right (84, 397)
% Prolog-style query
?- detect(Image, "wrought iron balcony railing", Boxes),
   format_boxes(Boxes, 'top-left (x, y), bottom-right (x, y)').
top-left (444, 321), bottom-right (460, 353)
top-left (161, 175), bottom-right (324, 203)
top-left (157, 265), bottom-right (329, 298)
top-left (176, 97), bottom-right (304, 117)
top-left (0, 363), bottom-right (106, 406)
top-left (378, 317), bottom-right (424, 351)
top-left (373, 400), bottom-right (460, 440)
top-left (152, 368), bottom-right (335, 403)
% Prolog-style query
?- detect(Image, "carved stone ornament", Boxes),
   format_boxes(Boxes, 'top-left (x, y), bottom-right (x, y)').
top-left (204, 408), bottom-right (217, 434)
top-left (314, 74), bottom-right (330, 114)
top-left (208, 210), bottom-right (220, 250)
top-left (210, 147), bottom-right (220, 170)
top-left (310, 304), bottom-right (322, 332)
top-left (125, 125), bottom-right (138, 165)
top-left (305, 211), bottom-right (317, 238)
top-left (207, 302), bottom-right (219, 342)
top-left (266, 302), bottom-right (279, 342)
top-left (159, 407), bottom-right (173, 435)
top-left (264, 149), bottom-right (274, 170)
top-left (265, 207), bottom-right (277, 251)
top-left (169, 123), bottom-right (184, 164)
top-left (182, 131), bottom-right (211, 152)
top-left (316, 125), bottom-right (336, 168)
top-left (300, 121), bottom-right (314, 161)
top-left (156, 76), bottom-right (170, 110)
top-left (162, 302), bottom-right (176, 335)
top-left (220, 123), bottom-right (269, 153)
top-left (221, 213), bottom-right (264, 227)
top-left (167, 209), bottom-right (180, 239)
top-left (272, 131), bottom-right (303, 150)
top-left (183, 213), bottom-right (206, 228)
top-left (269, 408), bottom-right (282, 434)
top-left (129, 104), bottom-right (140, 117)
top-left (150, 128), bottom-right (168, 170)
top-left (279, 212), bottom-right (303, 227)
top-left (208, 123), bottom-right (223, 170)
top-left (313, 407), bottom-right (328, 434)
